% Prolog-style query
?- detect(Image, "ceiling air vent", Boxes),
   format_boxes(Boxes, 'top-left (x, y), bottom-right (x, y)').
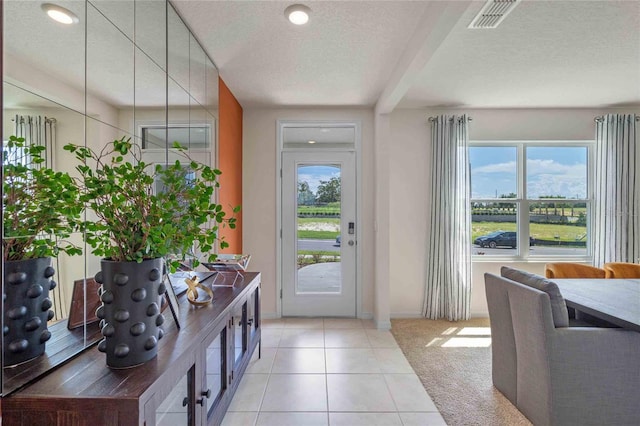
top-left (468, 0), bottom-right (521, 29)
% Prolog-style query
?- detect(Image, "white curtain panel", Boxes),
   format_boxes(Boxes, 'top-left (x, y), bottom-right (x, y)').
top-left (423, 115), bottom-right (471, 321)
top-left (13, 114), bottom-right (57, 169)
top-left (593, 114), bottom-right (640, 266)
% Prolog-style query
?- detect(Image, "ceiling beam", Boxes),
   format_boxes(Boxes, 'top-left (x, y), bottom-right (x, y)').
top-left (375, 1), bottom-right (474, 115)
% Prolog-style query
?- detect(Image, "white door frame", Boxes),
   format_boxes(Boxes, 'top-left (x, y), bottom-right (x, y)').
top-left (276, 120), bottom-right (362, 318)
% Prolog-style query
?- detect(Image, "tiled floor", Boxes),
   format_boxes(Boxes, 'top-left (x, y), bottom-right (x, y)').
top-left (221, 318), bottom-right (446, 426)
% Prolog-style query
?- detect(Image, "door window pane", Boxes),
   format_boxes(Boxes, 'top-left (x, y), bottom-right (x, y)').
top-left (205, 329), bottom-right (225, 415)
top-left (232, 303), bottom-right (245, 367)
top-left (155, 369), bottom-right (190, 426)
top-left (296, 165), bottom-right (341, 294)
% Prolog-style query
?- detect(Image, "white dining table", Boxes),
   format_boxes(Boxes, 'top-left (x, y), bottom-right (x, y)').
top-left (554, 278), bottom-right (640, 332)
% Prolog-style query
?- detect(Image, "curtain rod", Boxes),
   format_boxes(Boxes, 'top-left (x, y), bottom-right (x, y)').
top-left (428, 116), bottom-right (473, 122)
top-left (594, 114), bottom-right (640, 122)
top-left (11, 116), bottom-right (57, 124)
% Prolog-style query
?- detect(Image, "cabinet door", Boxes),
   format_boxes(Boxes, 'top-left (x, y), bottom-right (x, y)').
top-left (247, 286), bottom-right (260, 348)
top-left (145, 363), bottom-right (196, 426)
top-left (231, 300), bottom-right (247, 371)
top-left (201, 320), bottom-right (228, 422)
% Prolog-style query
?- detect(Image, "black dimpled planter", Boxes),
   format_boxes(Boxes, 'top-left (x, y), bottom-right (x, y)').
top-left (96, 258), bottom-right (165, 369)
top-left (3, 257), bottom-right (55, 366)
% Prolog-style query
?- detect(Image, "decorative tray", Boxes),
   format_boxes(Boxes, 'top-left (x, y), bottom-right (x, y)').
top-left (202, 254), bottom-right (251, 272)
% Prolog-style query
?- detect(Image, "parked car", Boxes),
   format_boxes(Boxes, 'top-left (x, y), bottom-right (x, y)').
top-left (474, 231), bottom-right (534, 248)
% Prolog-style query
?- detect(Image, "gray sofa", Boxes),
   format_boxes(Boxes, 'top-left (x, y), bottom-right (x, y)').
top-left (484, 270), bottom-right (640, 426)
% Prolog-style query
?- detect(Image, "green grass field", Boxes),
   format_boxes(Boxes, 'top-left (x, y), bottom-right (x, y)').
top-left (298, 204), bottom-right (341, 215)
top-left (297, 250), bottom-right (340, 256)
top-left (298, 218), bottom-right (340, 225)
top-left (295, 217), bottom-right (586, 242)
top-left (298, 230), bottom-right (339, 239)
top-left (297, 218), bottom-right (340, 239)
top-left (472, 221), bottom-right (586, 243)
top-left (474, 207), bottom-right (587, 216)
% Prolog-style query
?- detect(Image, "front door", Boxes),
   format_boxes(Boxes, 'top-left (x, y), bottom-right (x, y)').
top-left (281, 151), bottom-right (357, 317)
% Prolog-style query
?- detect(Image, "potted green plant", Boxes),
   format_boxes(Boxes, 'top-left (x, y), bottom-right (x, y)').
top-left (64, 137), bottom-right (238, 368)
top-left (3, 135), bottom-right (82, 366)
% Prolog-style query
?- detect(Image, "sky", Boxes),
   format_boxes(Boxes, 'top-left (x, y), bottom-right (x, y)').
top-left (296, 147), bottom-right (588, 200)
top-left (298, 165), bottom-right (341, 193)
top-left (469, 146), bottom-right (588, 199)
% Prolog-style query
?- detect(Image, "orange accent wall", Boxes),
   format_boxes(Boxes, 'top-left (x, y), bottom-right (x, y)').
top-left (218, 77), bottom-right (243, 253)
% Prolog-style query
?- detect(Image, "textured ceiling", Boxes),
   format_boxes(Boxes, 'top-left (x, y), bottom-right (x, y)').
top-left (5, 1), bottom-right (639, 111)
top-left (399, 0), bottom-right (640, 108)
top-left (171, 0), bottom-right (429, 107)
top-left (172, 0), bottom-right (640, 109)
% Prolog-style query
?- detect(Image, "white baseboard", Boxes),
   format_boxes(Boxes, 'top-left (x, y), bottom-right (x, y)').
top-left (374, 319), bottom-right (391, 330)
top-left (390, 311), bottom-right (490, 320)
top-left (391, 312), bottom-right (424, 318)
top-left (261, 312), bottom-right (376, 320)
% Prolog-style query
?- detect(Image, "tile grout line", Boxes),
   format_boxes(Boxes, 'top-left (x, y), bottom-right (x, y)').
top-left (253, 345), bottom-right (277, 426)
top-left (323, 320), bottom-right (331, 425)
top-left (227, 321), bottom-right (443, 425)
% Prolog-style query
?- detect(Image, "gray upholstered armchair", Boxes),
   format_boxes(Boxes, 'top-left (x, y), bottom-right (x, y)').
top-left (485, 272), bottom-right (640, 426)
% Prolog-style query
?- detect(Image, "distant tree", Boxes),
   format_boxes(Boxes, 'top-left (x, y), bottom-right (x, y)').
top-left (538, 195), bottom-right (567, 215)
top-left (298, 181), bottom-right (315, 205)
top-left (496, 192), bottom-right (516, 210)
top-left (316, 177), bottom-right (341, 203)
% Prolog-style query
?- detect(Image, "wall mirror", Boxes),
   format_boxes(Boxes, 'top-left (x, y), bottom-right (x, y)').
top-left (2, 0), bottom-right (219, 395)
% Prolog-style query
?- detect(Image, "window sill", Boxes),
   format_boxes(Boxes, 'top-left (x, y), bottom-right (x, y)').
top-left (472, 256), bottom-right (593, 264)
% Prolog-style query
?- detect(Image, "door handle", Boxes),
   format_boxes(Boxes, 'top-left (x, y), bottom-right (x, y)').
top-left (348, 240), bottom-right (355, 246)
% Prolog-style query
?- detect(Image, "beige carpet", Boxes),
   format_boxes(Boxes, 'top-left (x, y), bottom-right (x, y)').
top-left (391, 318), bottom-right (531, 426)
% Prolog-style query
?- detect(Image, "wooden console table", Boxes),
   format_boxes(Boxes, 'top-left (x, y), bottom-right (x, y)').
top-left (1, 272), bottom-right (261, 426)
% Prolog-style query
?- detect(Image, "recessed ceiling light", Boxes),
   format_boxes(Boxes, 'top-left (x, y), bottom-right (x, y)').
top-left (285, 4), bottom-right (311, 25)
top-left (308, 140), bottom-right (316, 144)
top-left (42, 3), bottom-right (79, 25)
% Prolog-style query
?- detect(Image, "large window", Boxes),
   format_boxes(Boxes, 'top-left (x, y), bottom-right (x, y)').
top-left (470, 142), bottom-right (592, 259)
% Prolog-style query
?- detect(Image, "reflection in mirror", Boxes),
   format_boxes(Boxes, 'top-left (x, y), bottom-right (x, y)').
top-left (135, 0), bottom-right (167, 70)
top-left (168, 3), bottom-right (190, 92)
top-left (165, 78), bottom-right (191, 163)
top-left (134, 46), bottom-right (167, 144)
top-left (1, 83), bottom-right (98, 393)
top-left (3, 0), bottom-right (85, 114)
top-left (205, 57), bottom-right (219, 117)
top-left (84, 117), bottom-right (135, 283)
top-left (190, 35), bottom-right (207, 106)
top-left (87, 1), bottom-right (134, 134)
top-left (89, 0), bottom-right (134, 41)
top-left (190, 101), bottom-right (212, 166)
top-left (2, 0), bottom-right (220, 396)
top-left (2, 85), bottom-right (86, 314)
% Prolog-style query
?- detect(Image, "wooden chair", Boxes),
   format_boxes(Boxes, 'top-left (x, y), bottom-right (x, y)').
top-left (545, 263), bottom-right (605, 279)
top-left (545, 263), bottom-right (606, 321)
top-left (603, 262), bottom-right (640, 278)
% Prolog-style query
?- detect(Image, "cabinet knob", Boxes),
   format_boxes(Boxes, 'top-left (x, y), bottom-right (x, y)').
top-left (196, 389), bottom-right (212, 406)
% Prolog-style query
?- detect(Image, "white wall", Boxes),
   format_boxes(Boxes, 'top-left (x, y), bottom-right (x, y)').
top-left (388, 107), bottom-right (638, 318)
top-left (243, 108), bottom-right (375, 318)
